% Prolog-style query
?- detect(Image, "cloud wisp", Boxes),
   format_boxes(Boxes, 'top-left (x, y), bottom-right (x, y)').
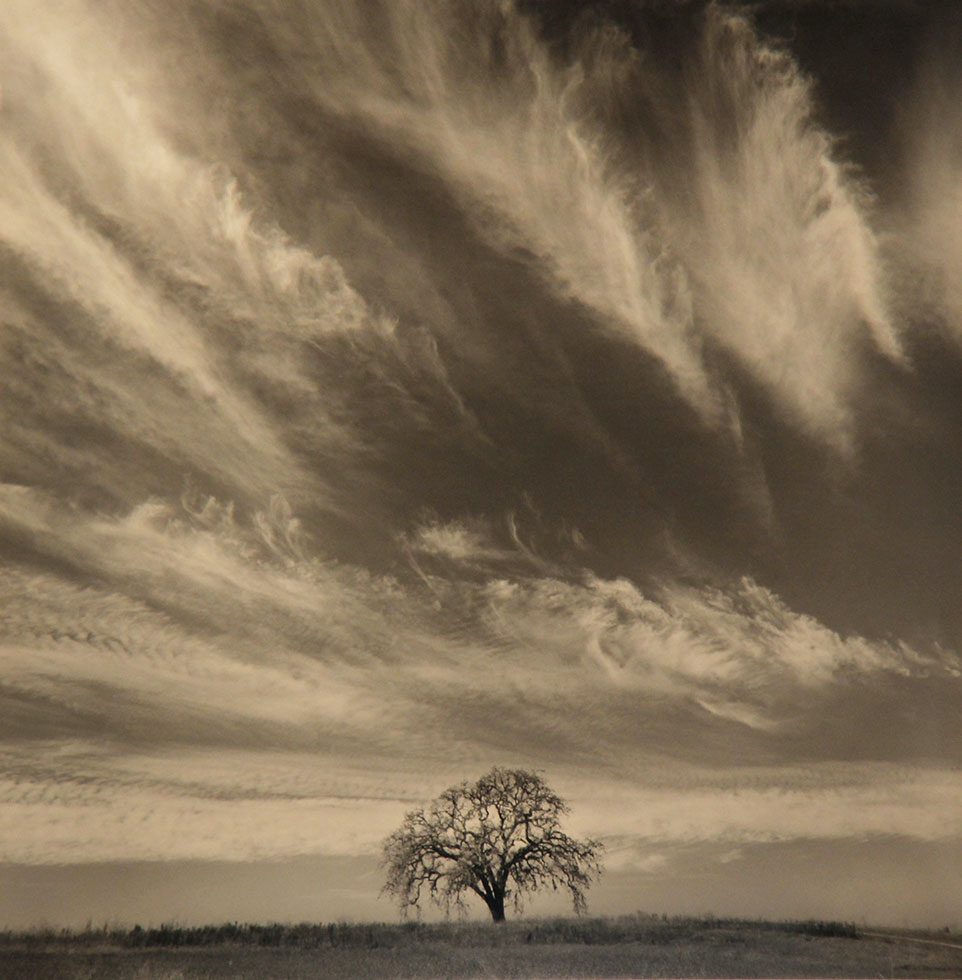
top-left (1, 0), bottom-right (961, 922)
top-left (1, 486), bottom-right (959, 865)
top-left (246, 0), bottom-right (904, 444)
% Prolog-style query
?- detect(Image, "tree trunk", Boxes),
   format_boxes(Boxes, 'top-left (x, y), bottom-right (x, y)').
top-left (486, 890), bottom-right (506, 923)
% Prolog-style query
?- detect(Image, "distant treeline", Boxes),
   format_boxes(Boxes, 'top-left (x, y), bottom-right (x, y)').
top-left (0, 915), bottom-right (861, 949)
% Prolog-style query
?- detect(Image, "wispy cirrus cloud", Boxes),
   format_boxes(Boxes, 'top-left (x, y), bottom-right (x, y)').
top-left (246, 0), bottom-right (903, 446)
top-left (254, 0), bottom-right (715, 417)
top-left (0, 481), bottom-right (959, 871)
top-left (0, 0), bottom-right (481, 526)
top-left (1, 0), bottom-right (960, 924)
top-left (674, 9), bottom-right (902, 447)
top-left (3, 483), bottom-right (957, 772)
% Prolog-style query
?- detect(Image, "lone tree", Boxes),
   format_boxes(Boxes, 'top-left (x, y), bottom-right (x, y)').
top-left (381, 767), bottom-right (603, 923)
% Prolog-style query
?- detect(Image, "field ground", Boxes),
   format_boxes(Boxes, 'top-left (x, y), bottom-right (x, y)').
top-left (1, 916), bottom-right (960, 979)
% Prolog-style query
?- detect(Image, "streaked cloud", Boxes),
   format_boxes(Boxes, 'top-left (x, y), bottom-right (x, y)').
top-left (254, 0), bottom-right (716, 416)
top-left (675, 9), bottom-right (902, 446)
top-left (0, 0), bottom-right (480, 525)
top-left (1, 477), bottom-right (958, 866)
top-left (247, 0), bottom-right (904, 445)
top-left (0, 0), bottom-right (960, 925)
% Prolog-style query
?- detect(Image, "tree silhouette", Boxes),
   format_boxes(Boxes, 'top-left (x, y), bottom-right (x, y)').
top-left (381, 767), bottom-right (603, 922)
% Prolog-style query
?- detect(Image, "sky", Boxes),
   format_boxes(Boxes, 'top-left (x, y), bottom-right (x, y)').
top-left (1, 0), bottom-right (961, 930)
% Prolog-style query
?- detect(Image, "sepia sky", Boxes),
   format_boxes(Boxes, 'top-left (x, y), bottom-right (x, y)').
top-left (1, 0), bottom-right (962, 928)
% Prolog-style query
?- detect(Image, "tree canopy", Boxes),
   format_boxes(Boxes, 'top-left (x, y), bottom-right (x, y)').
top-left (381, 767), bottom-right (603, 922)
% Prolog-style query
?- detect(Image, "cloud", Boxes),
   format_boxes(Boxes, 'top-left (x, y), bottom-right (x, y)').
top-left (672, 9), bottom-right (902, 447)
top-left (406, 518), bottom-right (507, 564)
top-left (567, 765), bottom-right (962, 848)
top-left (2, 483), bottom-right (955, 751)
top-left (401, 514), bottom-right (562, 579)
top-left (1, 737), bottom-right (958, 864)
top-left (602, 845), bottom-right (673, 875)
top-left (243, 0), bottom-right (904, 447)
top-left (0, 772), bottom-right (406, 864)
top-left (469, 572), bottom-right (953, 727)
top-left (251, 0), bottom-right (717, 416)
top-left (0, 0), bottom-right (481, 524)
top-left (0, 482), bottom-right (958, 864)
top-left (0, 485), bottom-right (409, 675)
top-left (0, 0), bottom-right (957, 893)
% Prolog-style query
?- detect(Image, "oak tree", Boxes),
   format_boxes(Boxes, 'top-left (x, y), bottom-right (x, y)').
top-left (381, 767), bottom-right (603, 922)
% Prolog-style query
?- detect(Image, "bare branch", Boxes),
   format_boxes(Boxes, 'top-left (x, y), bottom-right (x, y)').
top-left (380, 768), bottom-right (604, 922)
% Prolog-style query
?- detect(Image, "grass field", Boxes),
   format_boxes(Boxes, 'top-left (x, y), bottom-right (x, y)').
top-left (1, 916), bottom-right (960, 979)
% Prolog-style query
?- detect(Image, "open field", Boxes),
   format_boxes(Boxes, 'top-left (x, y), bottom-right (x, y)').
top-left (1, 916), bottom-right (960, 979)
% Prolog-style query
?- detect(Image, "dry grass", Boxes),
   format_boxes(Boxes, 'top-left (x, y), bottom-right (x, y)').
top-left (0, 915), bottom-right (959, 978)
